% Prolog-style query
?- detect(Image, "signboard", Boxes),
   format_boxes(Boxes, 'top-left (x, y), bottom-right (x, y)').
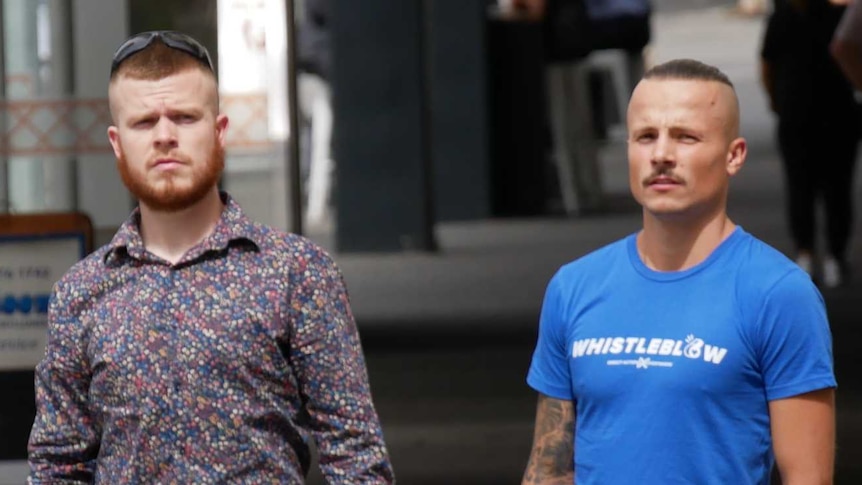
top-left (0, 214), bottom-right (91, 371)
top-left (0, 213), bottom-right (92, 468)
top-left (0, 234), bottom-right (86, 370)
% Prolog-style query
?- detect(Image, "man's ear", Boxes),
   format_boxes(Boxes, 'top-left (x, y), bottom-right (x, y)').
top-left (215, 113), bottom-right (230, 148)
top-left (726, 137), bottom-right (747, 177)
top-left (107, 126), bottom-right (122, 160)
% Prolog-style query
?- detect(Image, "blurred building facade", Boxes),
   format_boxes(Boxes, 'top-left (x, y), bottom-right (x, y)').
top-left (1, 0), bottom-right (505, 256)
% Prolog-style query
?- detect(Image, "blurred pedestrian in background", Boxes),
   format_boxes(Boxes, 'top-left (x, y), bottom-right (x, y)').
top-left (511, 0), bottom-right (651, 215)
top-left (297, 0), bottom-right (335, 230)
top-left (584, 0), bottom-right (651, 97)
top-left (760, 0), bottom-right (859, 288)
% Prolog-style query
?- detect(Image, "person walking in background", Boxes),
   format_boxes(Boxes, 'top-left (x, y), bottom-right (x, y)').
top-left (514, 0), bottom-right (652, 216)
top-left (27, 31), bottom-right (394, 484)
top-left (522, 59), bottom-right (836, 484)
top-left (760, 0), bottom-right (859, 288)
top-left (297, 0), bottom-right (335, 230)
top-left (831, 0), bottom-right (862, 90)
top-left (540, 0), bottom-right (605, 215)
top-left (584, 0), bottom-right (652, 97)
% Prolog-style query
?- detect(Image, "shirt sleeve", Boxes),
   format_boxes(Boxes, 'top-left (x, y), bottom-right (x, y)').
top-left (835, 0), bottom-right (862, 48)
top-left (526, 270), bottom-right (574, 400)
top-left (287, 244), bottom-right (394, 484)
top-left (27, 282), bottom-right (100, 484)
top-left (754, 270), bottom-right (837, 401)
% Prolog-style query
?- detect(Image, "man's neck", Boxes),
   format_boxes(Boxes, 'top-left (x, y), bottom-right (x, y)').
top-left (637, 209), bottom-right (736, 272)
top-left (139, 189), bottom-right (225, 264)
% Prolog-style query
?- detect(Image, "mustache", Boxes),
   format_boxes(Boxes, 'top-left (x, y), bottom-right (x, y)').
top-left (149, 152), bottom-right (192, 165)
top-left (643, 169), bottom-right (684, 187)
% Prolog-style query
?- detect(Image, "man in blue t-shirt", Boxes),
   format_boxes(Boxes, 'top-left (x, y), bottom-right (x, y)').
top-left (521, 59), bottom-right (837, 485)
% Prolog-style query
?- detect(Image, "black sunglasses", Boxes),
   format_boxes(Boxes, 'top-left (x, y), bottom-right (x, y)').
top-left (110, 31), bottom-right (214, 75)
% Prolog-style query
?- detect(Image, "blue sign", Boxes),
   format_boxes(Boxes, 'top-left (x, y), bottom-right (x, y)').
top-left (0, 294), bottom-right (51, 315)
top-left (0, 231), bottom-right (86, 371)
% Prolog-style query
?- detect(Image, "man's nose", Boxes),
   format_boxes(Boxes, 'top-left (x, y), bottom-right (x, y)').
top-left (153, 118), bottom-right (178, 148)
top-left (651, 134), bottom-right (675, 166)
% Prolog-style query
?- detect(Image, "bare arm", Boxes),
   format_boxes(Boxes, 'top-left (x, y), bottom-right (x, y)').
top-left (522, 394), bottom-right (575, 485)
top-left (512, 0), bottom-right (547, 20)
top-left (759, 59), bottom-right (776, 113)
top-left (831, 0), bottom-right (862, 91)
top-left (831, 37), bottom-right (862, 92)
top-left (770, 388), bottom-right (835, 485)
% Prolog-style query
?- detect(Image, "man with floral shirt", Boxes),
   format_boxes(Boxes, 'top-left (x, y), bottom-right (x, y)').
top-left (27, 31), bottom-right (394, 484)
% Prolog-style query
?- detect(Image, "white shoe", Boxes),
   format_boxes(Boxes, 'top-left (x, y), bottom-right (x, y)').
top-left (822, 258), bottom-right (843, 289)
top-left (795, 254), bottom-right (813, 277)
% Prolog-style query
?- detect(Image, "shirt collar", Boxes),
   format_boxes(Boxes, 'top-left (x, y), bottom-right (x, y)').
top-left (104, 192), bottom-right (263, 265)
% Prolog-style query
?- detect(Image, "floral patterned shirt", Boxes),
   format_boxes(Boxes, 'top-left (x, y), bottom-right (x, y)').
top-left (28, 194), bottom-right (394, 484)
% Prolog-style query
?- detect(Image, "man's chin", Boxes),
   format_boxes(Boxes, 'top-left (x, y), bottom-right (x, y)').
top-left (137, 187), bottom-right (211, 213)
top-left (644, 201), bottom-right (687, 217)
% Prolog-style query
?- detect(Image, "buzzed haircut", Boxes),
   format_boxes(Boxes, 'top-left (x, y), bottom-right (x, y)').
top-left (109, 40), bottom-right (212, 83)
top-left (108, 39), bottom-right (219, 119)
top-left (643, 58), bottom-right (734, 89)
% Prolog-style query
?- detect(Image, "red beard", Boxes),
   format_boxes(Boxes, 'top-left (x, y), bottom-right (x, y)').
top-left (117, 144), bottom-right (224, 212)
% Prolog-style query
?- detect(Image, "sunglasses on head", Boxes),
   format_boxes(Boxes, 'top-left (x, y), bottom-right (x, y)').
top-left (110, 30), bottom-right (214, 75)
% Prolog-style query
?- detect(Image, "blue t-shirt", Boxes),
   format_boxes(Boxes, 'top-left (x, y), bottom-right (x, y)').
top-left (527, 227), bottom-right (836, 485)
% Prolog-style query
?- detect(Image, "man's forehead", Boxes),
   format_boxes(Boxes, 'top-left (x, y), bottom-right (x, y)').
top-left (111, 70), bottom-right (213, 95)
top-left (109, 71), bottom-right (217, 114)
top-left (627, 78), bottom-right (740, 139)
top-left (634, 78), bottom-right (732, 103)
top-left (629, 79), bottom-right (737, 119)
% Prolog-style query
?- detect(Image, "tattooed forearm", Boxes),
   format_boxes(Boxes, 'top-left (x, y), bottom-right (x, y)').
top-left (522, 394), bottom-right (575, 484)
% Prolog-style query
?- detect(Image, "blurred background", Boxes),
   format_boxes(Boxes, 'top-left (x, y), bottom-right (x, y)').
top-left (0, 0), bottom-right (861, 483)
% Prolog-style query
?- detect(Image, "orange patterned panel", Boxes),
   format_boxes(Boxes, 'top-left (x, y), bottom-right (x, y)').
top-left (1, 95), bottom-right (276, 157)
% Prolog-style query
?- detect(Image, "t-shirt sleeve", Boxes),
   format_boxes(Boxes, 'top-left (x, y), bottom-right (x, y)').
top-left (526, 271), bottom-right (574, 400)
top-left (835, 0), bottom-right (862, 49)
top-left (755, 270), bottom-right (837, 401)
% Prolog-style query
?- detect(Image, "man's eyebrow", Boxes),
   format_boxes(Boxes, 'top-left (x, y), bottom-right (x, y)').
top-left (126, 109), bottom-right (159, 122)
top-left (629, 122), bottom-right (706, 133)
top-left (166, 106), bottom-right (204, 115)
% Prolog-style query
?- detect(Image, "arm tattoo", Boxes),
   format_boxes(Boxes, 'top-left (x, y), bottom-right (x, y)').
top-left (522, 394), bottom-right (575, 484)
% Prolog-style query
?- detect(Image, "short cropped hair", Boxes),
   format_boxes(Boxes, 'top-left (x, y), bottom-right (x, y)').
top-left (643, 59), bottom-right (734, 89)
top-left (109, 40), bottom-right (212, 83)
top-left (108, 40), bottom-right (219, 119)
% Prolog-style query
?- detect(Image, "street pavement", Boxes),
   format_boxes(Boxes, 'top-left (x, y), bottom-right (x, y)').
top-left (305, 4), bottom-right (862, 484)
